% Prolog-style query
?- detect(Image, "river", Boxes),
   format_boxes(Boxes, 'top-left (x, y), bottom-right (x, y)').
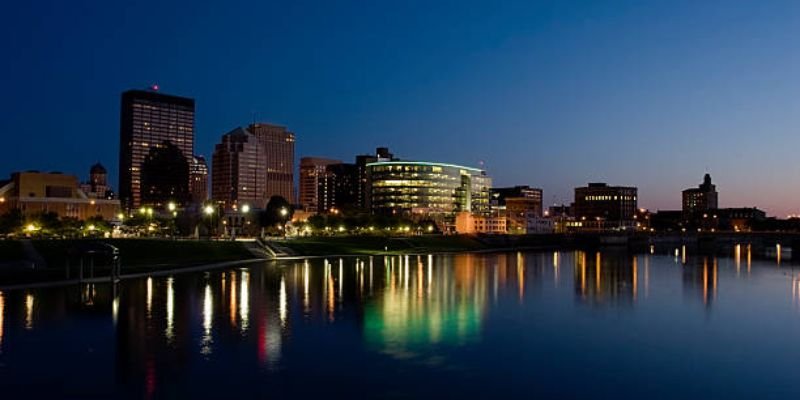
top-left (1, 247), bottom-right (799, 398)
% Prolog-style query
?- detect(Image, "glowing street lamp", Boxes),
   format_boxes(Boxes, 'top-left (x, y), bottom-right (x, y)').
top-left (167, 202), bottom-right (176, 212)
top-left (25, 223), bottom-right (37, 233)
top-left (241, 204), bottom-right (250, 214)
top-left (204, 205), bottom-right (215, 216)
top-left (280, 207), bottom-right (288, 217)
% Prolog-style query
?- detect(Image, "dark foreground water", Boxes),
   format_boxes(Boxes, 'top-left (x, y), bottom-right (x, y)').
top-left (1, 247), bottom-right (800, 399)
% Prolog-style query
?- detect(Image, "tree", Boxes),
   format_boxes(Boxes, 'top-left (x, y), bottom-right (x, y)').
top-left (0, 209), bottom-right (23, 234)
top-left (84, 215), bottom-right (111, 236)
top-left (141, 141), bottom-right (191, 207)
top-left (259, 195), bottom-right (294, 235)
top-left (308, 214), bottom-right (326, 231)
top-left (35, 211), bottom-right (62, 232)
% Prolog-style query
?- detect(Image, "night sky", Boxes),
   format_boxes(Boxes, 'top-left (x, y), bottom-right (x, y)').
top-left (2, 0), bottom-right (800, 215)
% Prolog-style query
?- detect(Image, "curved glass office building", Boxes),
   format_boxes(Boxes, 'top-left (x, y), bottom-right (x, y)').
top-left (367, 161), bottom-right (491, 220)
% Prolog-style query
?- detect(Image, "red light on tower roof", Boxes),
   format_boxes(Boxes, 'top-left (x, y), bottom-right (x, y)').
top-left (151, 84), bottom-right (159, 91)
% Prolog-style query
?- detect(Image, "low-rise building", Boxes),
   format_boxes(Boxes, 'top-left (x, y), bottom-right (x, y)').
top-left (0, 171), bottom-right (121, 220)
top-left (490, 186), bottom-right (543, 216)
top-left (368, 161), bottom-right (491, 229)
top-left (573, 182), bottom-right (638, 231)
top-left (455, 212), bottom-right (507, 234)
top-left (683, 173), bottom-right (718, 215)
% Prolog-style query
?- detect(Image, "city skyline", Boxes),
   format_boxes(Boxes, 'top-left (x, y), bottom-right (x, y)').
top-left (3, 1), bottom-right (800, 215)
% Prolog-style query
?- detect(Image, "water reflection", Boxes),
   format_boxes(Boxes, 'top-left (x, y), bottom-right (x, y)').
top-left (573, 250), bottom-right (638, 305)
top-left (2, 250), bottom-right (800, 398)
top-left (24, 293), bottom-right (34, 330)
top-left (165, 277), bottom-right (174, 342)
top-left (0, 291), bottom-right (4, 352)
top-left (683, 257), bottom-right (718, 307)
top-left (201, 283), bottom-right (212, 355)
top-left (240, 270), bottom-right (249, 333)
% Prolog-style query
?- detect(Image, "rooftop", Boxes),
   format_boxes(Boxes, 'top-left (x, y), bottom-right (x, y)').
top-left (366, 160), bottom-right (484, 173)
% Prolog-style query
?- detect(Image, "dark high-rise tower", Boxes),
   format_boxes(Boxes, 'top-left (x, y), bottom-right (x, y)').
top-left (119, 89), bottom-right (195, 210)
top-left (355, 147), bottom-right (395, 210)
top-left (189, 155), bottom-right (209, 204)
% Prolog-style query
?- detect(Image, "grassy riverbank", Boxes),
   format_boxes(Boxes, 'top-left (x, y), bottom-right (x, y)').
top-left (276, 233), bottom-right (606, 256)
top-left (0, 239), bottom-right (254, 285)
top-left (279, 235), bottom-right (494, 256)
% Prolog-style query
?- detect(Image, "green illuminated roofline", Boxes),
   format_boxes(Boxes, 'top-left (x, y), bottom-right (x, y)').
top-left (366, 161), bottom-right (484, 172)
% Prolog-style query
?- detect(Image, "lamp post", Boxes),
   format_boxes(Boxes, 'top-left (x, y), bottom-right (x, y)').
top-left (279, 207), bottom-right (289, 237)
top-left (203, 204), bottom-right (215, 238)
top-left (166, 202), bottom-right (178, 238)
top-left (239, 204), bottom-right (250, 238)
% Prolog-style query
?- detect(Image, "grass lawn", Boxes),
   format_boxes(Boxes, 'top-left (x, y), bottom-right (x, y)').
top-left (0, 240), bottom-right (25, 261)
top-left (0, 239), bottom-right (255, 286)
top-left (33, 239), bottom-right (253, 269)
top-left (281, 235), bottom-right (488, 256)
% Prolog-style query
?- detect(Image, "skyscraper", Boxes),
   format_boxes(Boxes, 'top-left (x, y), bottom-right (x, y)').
top-left (247, 123), bottom-right (295, 204)
top-left (299, 157), bottom-right (341, 212)
top-left (190, 155), bottom-right (209, 204)
top-left (318, 163), bottom-right (359, 214)
top-left (119, 89), bottom-right (195, 210)
top-left (355, 147), bottom-right (395, 210)
top-left (211, 127), bottom-right (267, 209)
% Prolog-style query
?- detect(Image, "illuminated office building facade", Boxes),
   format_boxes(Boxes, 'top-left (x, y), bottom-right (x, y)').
top-left (247, 123), bottom-right (295, 203)
top-left (572, 183), bottom-right (637, 231)
top-left (368, 161), bottom-right (491, 223)
top-left (119, 89), bottom-right (195, 210)
top-left (299, 157), bottom-right (341, 212)
top-left (211, 127), bottom-right (267, 209)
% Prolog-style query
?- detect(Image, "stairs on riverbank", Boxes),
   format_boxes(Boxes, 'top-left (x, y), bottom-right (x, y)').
top-left (243, 238), bottom-right (297, 259)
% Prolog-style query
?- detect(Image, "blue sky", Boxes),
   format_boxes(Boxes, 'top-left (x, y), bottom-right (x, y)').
top-left (2, 0), bottom-right (800, 215)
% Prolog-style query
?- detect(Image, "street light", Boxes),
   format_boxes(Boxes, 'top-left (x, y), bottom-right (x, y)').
top-left (280, 207), bottom-right (288, 217)
top-left (168, 202), bottom-right (176, 212)
top-left (204, 205), bottom-right (214, 216)
top-left (241, 204), bottom-right (250, 214)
